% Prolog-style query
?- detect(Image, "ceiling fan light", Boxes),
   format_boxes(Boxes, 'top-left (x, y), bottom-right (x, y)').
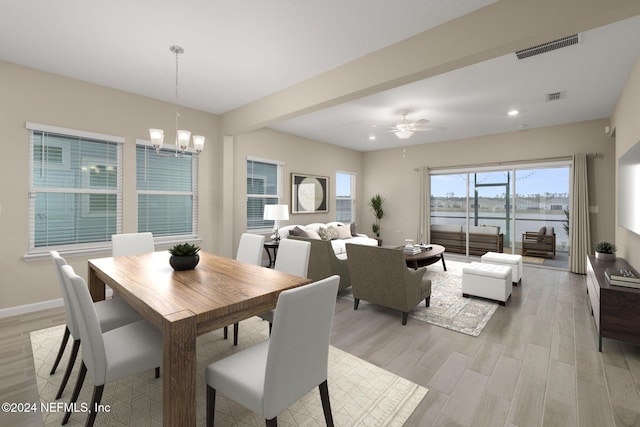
top-left (396, 129), bottom-right (414, 139)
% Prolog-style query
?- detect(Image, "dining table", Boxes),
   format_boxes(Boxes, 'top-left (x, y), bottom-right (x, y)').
top-left (87, 250), bottom-right (311, 426)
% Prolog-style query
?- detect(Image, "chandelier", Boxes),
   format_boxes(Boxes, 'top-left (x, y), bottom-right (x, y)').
top-left (149, 45), bottom-right (204, 157)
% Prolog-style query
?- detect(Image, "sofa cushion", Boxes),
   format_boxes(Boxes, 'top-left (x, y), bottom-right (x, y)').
top-left (431, 224), bottom-right (463, 233)
top-left (468, 225), bottom-right (499, 235)
top-left (331, 235), bottom-right (378, 255)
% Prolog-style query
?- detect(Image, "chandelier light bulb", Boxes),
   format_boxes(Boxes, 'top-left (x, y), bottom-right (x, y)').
top-left (149, 129), bottom-right (164, 149)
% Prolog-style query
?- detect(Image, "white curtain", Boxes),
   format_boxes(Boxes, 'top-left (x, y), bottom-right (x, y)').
top-left (569, 153), bottom-right (591, 274)
top-left (417, 167), bottom-right (431, 244)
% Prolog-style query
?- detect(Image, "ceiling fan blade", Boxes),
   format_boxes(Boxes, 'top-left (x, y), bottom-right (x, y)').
top-left (414, 118), bottom-right (430, 126)
top-left (413, 126), bottom-right (446, 131)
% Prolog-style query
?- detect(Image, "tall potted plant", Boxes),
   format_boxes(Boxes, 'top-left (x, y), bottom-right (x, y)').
top-left (369, 193), bottom-right (386, 245)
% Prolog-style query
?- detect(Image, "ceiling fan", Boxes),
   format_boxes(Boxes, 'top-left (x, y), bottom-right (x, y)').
top-left (377, 112), bottom-right (443, 139)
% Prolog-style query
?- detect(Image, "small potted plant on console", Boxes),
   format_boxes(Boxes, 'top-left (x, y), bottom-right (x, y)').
top-left (594, 241), bottom-right (617, 261)
top-left (169, 243), bottom-right (201, 271)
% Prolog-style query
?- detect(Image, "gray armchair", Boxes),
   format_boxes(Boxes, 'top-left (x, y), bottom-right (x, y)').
top-left (289, 235), bottom-right (351, 291)
top-left (346, 243), bottom-right (431, 325)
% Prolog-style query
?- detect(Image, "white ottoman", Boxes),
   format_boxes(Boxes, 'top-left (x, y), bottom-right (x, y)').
top-left (481, 252), bottom-right (522, 285)
top-left (462, 262), bottom-right (512, 305)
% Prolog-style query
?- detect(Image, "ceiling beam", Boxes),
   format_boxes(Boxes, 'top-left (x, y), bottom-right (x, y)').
top-left (221, 0), bottom-right (640, 135)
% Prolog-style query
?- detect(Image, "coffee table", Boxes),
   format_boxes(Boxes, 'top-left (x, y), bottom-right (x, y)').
top-left (404, 244), bottom-right (447, 271)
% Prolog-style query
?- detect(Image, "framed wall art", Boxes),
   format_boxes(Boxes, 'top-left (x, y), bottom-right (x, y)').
top-left (291, 173), bottom-right (329, 214)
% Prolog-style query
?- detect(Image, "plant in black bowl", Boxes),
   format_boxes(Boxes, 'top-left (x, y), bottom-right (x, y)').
top-left (168, 243), bottom-right (201, 271)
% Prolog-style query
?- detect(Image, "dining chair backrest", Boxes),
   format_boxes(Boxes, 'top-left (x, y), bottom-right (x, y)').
top-left (60, 265), bottom-right (108, 385)
top-left (236, 233), bottom-right (265, 265)
top-left (274, 239), bottom-right (311, 277)
top-left (111, 232), bottom-right (155, 256)
top-left (263, 275), bottom-right (340, 419)
top-left (50, 251), bottom-right (79, 338)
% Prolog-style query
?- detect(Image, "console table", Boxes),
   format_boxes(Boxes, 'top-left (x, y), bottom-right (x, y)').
top-left (586, 255), bottom-right (640, 351)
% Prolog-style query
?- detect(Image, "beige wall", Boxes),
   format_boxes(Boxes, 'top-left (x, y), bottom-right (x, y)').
top-left (611, 57), bottom-right (640, 269)
top-left (362, 119), bottom-right (616, 248)
top-left (0, 60), bottom-right (221, 311)
top-left (1, 54), bottom-right (634, 312)
top-left (229, 128), bottom-right (364, 255)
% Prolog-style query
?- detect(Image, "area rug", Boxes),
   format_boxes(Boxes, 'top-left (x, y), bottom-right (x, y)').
top-left (342, 260), bottom-right (498, 336)
top-left (31, 317), bottom-right (427, 426)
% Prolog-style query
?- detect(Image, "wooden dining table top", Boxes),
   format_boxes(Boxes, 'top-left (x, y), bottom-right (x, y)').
top-left (88, 250), bottom-right (312, 426)
top-left (88, 250), bottom-right (312, 334)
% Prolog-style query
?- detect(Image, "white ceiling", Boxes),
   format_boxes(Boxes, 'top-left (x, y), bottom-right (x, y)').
top-left (1, 1), bottom-right (639, 152)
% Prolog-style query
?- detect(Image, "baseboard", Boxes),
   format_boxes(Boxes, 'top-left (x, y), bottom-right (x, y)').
top-left (0, 288), bottom-right (114, 319)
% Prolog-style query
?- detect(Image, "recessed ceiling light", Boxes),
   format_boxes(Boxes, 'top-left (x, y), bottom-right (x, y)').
top-left (369, 136), bottom-right (376, 140)
top-left (508, 110), bottom-right (519, 116)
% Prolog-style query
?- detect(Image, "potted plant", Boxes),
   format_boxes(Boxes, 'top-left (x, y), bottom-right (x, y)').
top-left (594, 241), bottom-right (617, 261)
top-left (169, 243), bottom-right (201, 271)
top-left (369, 193), bottom-right (386, 245)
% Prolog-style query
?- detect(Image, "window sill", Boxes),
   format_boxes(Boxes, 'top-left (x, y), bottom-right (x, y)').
top-left (23, 236), bottom-right (202, 262)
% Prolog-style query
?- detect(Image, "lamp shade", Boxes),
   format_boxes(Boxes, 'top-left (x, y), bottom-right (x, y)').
top-left (263, 204), bottom-right (290, 221)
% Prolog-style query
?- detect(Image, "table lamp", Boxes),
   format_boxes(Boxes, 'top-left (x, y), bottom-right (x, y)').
top-left (263, 204), bottom-right (289, 241)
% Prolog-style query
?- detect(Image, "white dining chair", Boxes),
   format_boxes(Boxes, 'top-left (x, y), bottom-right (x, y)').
top-left (205, 275), bottom-right (340, 427)
top-left (258, 238), bottom-right (311, 333)
top-left (49, 251), bottom-right (142, 400)
top-left (224, 233), bottom-right (266, 345)
top-left (111, 232), bottom-right (155, 256)
top-left (60, 265), bottom-right (163, 427)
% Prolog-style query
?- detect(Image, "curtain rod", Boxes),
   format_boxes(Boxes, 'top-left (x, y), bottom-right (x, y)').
top-left (414, 152), bottom-right (600, 172)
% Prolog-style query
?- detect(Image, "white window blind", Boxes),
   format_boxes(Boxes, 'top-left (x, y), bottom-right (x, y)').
top-left (336, 171), bottom-right (356, 222)
top-left (136, 143), bottom-right (198, 239)
top-left (247, 158), bottom-right (282, 230)
top-left (28, 123), bottom-right (123, 253)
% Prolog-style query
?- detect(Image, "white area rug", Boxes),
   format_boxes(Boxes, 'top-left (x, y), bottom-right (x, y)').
top-left (31, 317), bottom-right (427, 426)
top-left (343, 260), bottom-right (498, 336)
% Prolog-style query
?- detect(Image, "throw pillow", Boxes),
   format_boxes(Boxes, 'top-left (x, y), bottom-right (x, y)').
top-left (305, 229), bottom-right (322, 240)
top-left (537, 226), bottom-right (546, 242)
top-left (335, 224), bottom-right (352, 239)
top-left (318, 226), bottom-right (338, 241)
top-left (289, 226), bottom-right (309, 238)
top-left (348, 222), bottom-right (358, 237)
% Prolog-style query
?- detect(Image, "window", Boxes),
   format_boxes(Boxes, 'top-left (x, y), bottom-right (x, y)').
top-left (28, 123), bottom-right (123, 253)
top-left (136, 143), bottom-right (198, 239)
top-left (336, 172), bottom-right (356, 222)
top-left (247, 157), bottom-right (283, 230)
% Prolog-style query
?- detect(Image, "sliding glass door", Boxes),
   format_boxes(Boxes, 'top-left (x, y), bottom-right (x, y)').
top-left (430, 163), bottom-right (570, 269)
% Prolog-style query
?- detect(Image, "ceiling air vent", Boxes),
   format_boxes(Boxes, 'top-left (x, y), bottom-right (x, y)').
top-left (515, 34), bottom-right (579, 60)
top-left (546, 91), bottom-right (565, 102)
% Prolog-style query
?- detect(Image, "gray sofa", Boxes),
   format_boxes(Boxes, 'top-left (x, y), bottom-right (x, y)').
top-left (345, 243), bottom-right (431, 325)
top-left (279, 222), bottom-right (378, 257)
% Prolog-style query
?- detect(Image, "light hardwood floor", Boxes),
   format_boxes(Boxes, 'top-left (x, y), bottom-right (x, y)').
top-left (2, 263), bottom-right (640, 426)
